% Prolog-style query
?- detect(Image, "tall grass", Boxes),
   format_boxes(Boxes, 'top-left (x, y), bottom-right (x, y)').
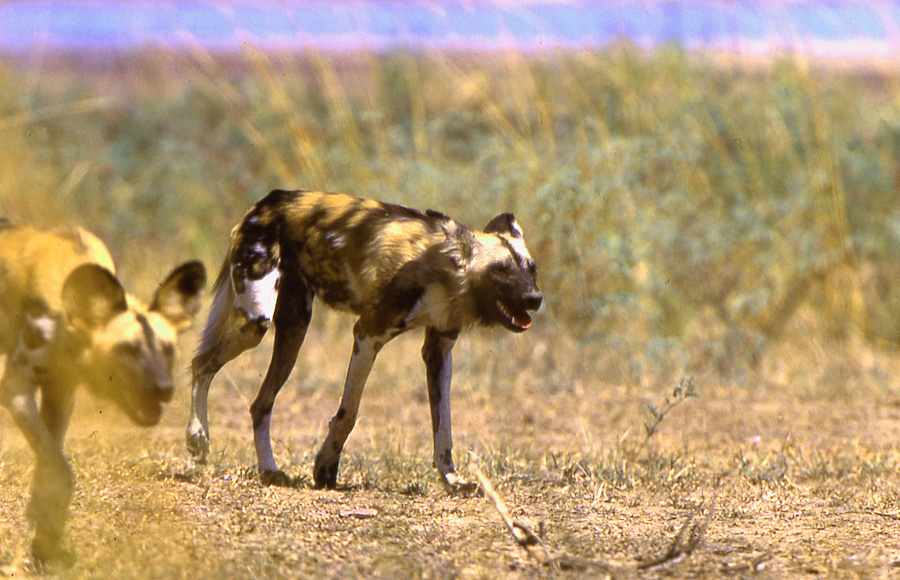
top-left (1, 44), bottom-right (899, 387)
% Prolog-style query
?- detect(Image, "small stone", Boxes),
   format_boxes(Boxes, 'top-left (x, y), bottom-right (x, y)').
top-left (339, 508), bottom-right (378, 519)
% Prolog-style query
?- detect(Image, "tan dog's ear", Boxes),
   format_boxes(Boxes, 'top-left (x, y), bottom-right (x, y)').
top-left (62, 264), bottom-right (128, 329)
top-left (149, 260), bottom-right (207, 332)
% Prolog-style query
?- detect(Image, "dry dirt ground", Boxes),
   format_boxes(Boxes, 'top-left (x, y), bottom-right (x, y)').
top-left (2, 319), bottom-right (900, 579)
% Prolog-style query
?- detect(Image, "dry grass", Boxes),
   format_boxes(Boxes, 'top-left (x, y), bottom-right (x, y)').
top-left (2, 312), bottom-right (900, 579)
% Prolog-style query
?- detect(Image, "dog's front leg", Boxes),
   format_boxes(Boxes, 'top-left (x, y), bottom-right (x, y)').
top-left (1, 368), bottom-right (74, 562)
top-left (313, 322), bottom-right (384, 489)
top-left (422, 327), bottom-right (477, 495)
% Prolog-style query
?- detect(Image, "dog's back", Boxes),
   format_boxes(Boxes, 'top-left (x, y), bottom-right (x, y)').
top-left (226, 189), bottom-right (463, 313)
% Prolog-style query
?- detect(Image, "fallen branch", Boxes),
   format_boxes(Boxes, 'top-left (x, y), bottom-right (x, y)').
top-left (637, 496), bottom-right (716, 570)
top-left (472, 463), bottom-right (715, 575)
top-left (471, 464), bottom-right (552, 565)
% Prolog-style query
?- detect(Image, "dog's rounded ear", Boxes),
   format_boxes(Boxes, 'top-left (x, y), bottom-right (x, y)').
top-left (62, 264), bottom-right (128, 329)
top-left (483, 213), bottom-right (523, 238)
top-left (150, 260), bottom-right (207, 332)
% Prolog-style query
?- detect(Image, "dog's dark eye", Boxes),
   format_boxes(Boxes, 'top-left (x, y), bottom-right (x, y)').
top-left (526, 261), bottom-right (537, 276)
top-left (491, 262), bottom-right (513, 275)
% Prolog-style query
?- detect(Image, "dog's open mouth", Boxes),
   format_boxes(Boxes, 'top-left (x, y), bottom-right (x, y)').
top-left (496, 300), bottom-right (532, 332)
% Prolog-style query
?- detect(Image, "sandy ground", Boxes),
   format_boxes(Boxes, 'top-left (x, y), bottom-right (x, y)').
top-left (2, 328), bottom-right (900, 579)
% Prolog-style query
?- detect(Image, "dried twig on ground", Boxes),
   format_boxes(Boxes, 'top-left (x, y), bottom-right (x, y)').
top-left (471, 464), bottom-right (553, 565)
top-left (472, 462), bottom-right (715, 575)
top-left (637, 496), bottom-right (716, 570)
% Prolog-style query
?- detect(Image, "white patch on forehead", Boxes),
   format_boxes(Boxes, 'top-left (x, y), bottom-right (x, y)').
top-left (468, 235), bottom-right (502, 270)
top-left (144, 311), bottom-right (179, 344)
top-left (233, 267), bottom-right (280, 321)
top-left (506, 236), bottom-right (532, 263)
top-left (468, 232), bottom-right (531, 271)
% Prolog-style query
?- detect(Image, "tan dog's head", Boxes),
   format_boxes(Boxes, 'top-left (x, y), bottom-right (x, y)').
top-left (61, 261), bottom-right (206, 425)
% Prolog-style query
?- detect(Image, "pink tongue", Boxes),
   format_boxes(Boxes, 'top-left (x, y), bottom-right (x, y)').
top-left (513, 312), bottom-right (532, 329)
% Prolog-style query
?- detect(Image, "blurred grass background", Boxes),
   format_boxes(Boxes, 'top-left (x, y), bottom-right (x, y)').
top-left (1, 44), bottom-right (899, 392)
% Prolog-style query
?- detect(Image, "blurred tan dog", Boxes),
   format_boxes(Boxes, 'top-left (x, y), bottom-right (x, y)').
top-left (0, 218), bottom-right (205, 562)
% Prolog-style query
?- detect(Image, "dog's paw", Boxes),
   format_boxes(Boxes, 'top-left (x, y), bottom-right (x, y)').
top-left (185, 430), bottom-right (209, 464)
top-left (313, 459), bottom-right (340, 489)
top-left (259, 469), bottom-right (293, 487)
top-left (31, 534), bottom-right (75, 568)
top-left (442, 472), bottom-right (480, 497)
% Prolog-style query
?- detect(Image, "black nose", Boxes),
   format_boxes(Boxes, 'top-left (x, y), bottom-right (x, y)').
top-left (525, 292), bottom-right (543, 311)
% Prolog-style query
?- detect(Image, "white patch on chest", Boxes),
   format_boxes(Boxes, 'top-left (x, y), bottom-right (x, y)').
top-left (403, 284), bottom-right (466, 332)
top-left (233, 267), bottom-right (281, 322)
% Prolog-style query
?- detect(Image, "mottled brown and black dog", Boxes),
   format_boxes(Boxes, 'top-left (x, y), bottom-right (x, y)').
top-left (186, 189), bottom-right (541, 492)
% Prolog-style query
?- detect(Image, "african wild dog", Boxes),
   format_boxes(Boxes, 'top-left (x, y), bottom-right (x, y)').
top-left (186, 189), bottom-right (541, 492)
top-left (0, 219), bottom-right (206, 561)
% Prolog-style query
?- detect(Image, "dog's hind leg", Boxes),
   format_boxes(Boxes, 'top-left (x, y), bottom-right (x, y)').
top-left (249, 271), bottom-right (314, 486)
